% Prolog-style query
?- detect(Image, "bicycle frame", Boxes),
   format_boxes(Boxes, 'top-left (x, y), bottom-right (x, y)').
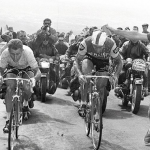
top-left (4, 72), bottom-right (32, 150)
top-left (84, 73), bottom-right (109, 150)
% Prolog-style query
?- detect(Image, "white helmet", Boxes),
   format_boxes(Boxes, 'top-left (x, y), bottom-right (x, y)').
top-left (92, 30), bottom-right (107, 46)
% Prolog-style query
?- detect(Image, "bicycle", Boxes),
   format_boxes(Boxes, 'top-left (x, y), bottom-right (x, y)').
top-left (3, 70), bottom-right (33, 150)
top-left (83, 71), bottom-right (110, 150)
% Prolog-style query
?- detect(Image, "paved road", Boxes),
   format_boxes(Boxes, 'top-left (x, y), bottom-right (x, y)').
top-left (0, 88), bottom-right (150, 150)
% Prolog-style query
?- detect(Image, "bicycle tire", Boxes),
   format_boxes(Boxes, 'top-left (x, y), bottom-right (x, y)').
top-left (91, 96), bottom-right (103, 150)
top-left (41, 77), bottom-right (47, 102)
top-left (84, 106), bottom-right (91, 136)
top-left (8, 108), bottom-right (15, 150)
top-left (15, 100), bottom-right (19, 139)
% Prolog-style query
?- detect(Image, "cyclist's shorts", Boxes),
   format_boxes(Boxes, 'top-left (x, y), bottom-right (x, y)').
top-left (83, 53), bottom-right (109, 72)
top-left (6, 65), bottom-right (34, 76)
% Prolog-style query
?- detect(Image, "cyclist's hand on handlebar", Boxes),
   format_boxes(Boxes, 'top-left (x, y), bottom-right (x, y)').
top-left (79, 74), bottom-right (87, 84)
top-left (30, 77), bottom-right (36, 87)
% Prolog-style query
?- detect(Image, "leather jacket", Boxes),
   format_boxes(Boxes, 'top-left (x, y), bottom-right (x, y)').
top-left (120, 40), bottom-right (149, 60)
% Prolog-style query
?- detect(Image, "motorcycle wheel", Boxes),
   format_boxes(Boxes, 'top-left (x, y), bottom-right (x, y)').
top-left (40, 77), bottom-right (47, 102)
top-left (60, 78), bottom-right (69, 89)
top-left (122, 94), bottom-right (128, 107)
top-left (131, 85), bottom-right (142, 114)
top-left (102, 87), bottom-right (107, 114)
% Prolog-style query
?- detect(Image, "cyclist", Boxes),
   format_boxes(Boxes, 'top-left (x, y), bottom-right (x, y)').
top-left (0, 39), bottom-right (41, 133)
top-left (74, 29), bottom-right (123, 117)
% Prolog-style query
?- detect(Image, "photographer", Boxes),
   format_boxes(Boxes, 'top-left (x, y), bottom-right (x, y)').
top-left (37, 18), bottom-right (58, 44)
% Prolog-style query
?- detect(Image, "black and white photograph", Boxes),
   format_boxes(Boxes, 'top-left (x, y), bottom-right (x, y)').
top-left (0, 0), bottom-right (150, 149)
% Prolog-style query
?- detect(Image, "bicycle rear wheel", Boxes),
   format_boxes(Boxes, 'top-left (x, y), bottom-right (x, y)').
top-left (91, 96), bottom-right (103, 150)
top-left (8, 108), bottom-right (16, 150)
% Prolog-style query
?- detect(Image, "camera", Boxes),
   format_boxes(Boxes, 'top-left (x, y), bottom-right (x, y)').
top-left (42, 26), bottom-right (48, 31)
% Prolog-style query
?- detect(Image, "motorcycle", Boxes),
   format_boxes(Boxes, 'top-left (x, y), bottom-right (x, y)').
top-left (36, 58), bottom-right (59, 102)
top-left (59, 55), bottom-right (76, 89)
top-left (115, 58), bottom-right (147, 114)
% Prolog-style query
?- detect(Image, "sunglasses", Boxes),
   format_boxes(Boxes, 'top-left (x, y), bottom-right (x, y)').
top-left (44, 22), bottom-right (51, 25)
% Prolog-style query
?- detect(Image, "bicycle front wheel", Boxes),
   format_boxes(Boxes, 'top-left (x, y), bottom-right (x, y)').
top-left (8, 108), bottom-right (16, 150)
top-left (91, 96), bottom-right (103, 150)
top-left (84, 106), bottom-right (91, 136)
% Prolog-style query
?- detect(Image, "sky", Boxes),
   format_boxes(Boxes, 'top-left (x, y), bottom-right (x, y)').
top-left (0, 0), bottom-right (149, 35)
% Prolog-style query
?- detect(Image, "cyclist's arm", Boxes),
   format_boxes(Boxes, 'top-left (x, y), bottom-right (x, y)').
top-left (25, 47), bottom-right (41, 80)
top-left (110, 42), bottom-right (123, 77)
top-left (32, 67), bottom-right (41, 81)
top-left (0, 49), bottom-right (9, 76)
top-left (74, 40), bottom-right (87, 76)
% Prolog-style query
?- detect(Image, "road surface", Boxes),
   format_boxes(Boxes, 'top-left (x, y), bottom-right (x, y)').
top-left (0, 88), bottom-right (150, 150)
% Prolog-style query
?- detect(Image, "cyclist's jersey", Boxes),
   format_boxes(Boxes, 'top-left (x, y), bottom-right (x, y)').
top-left (0, 45), bottom-right (38, 69)
top-left (77, 34), bottom-right (119, 59)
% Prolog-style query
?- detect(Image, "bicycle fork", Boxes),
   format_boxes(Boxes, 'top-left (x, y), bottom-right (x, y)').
top-left (13, 96), bottom-right (23, 126)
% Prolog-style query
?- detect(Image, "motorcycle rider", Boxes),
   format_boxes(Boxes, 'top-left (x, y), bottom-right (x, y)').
top-left (0, 39), bottom-right (41, 133)
top-left (74, 29), bottom-right (122, 117)
top-left (31, 18), bottom-right (59, 95)
top-left (102, 24), bottom-right (150, 145)
top-left (115, 27), bottom-right (149, 97)
top-left (17, 30), bottom-right (29, 46)
top-left (115, 38), bottom-right (149, 97)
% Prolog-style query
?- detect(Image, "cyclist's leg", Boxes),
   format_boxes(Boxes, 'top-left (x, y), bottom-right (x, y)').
top-left (78, 58), bottom-right (94, 116)
top-left (4, 73), bottom-right (16, 133)
top-left (23, 70), bottom-right (34, 110)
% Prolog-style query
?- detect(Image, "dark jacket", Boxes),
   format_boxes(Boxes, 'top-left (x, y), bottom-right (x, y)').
top-left (120, 40), bottom-right (149, 60)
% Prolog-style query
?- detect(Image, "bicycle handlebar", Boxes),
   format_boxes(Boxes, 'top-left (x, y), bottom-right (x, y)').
top-left (85, 75), bottom-right (110, 79)
top-left (3, 78), bottom-right (31, 82)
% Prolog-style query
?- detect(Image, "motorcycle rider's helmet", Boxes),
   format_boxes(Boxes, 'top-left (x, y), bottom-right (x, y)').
top-left (61, 78), bottom-right (69, 89)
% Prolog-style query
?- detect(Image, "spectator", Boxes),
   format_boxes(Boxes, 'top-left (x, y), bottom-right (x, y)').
top-left (55, 34), bottom-right (68, 55)
top-left (133, 26), bottom-right (139, 32)
top-left (117, 27), bottom-right (128, 47)
top-left (8, 27), bottom-right (17, 39)
top-left (0, 32), bottom-right (13, 55)
top-left (125, 27), bottom-right (130, 31)
top-left (142, 23), bottom-right (149, 46)
top-left (142, 23), bottom-right (149, 34)
top-left (17, 30), bottom-right (28, 45)
top-left (68, 30), bottom-right (75, 45)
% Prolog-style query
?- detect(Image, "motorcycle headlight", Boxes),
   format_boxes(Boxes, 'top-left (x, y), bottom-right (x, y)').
top-left (49, 58), bottom-right (53, 63)
top-left (40, 61), bottom-right (50, 68)
top-left (60, 64), bottom-right (65, 68)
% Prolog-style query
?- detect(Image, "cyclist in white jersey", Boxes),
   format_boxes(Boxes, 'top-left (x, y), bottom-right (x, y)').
top-left (0, 39), bottom-right (41, 133)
